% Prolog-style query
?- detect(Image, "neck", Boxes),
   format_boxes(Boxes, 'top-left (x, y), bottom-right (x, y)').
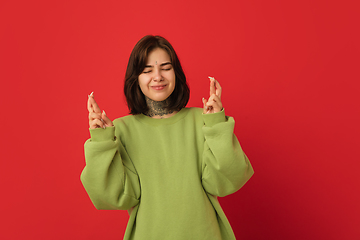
top-left (144, 97), bottom-right (177, 119)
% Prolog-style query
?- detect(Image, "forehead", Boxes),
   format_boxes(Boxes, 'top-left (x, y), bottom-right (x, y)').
top-left (146, 48), bottom-right (171, 63)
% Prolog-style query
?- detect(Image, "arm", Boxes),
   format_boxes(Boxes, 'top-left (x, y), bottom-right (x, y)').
top-left (81, 126), bottom-right (140, 210)
top-left (201, 110), bottom-right (254, 197)
top-left (80, 92), bottom-right (140, 210)
top-left (201, 78), bottom-right (254, 197)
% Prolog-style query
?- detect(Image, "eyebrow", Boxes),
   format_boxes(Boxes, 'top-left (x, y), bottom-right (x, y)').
top-left (144, 62), bottom-right (172, 68)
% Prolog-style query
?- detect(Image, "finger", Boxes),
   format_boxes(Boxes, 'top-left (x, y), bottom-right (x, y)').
top-left (202, 98), bottom-right (209, 114)
top-left (206, 94), bottom-right (222, 106)
top-left (89, 118), bottom-right (104, 129)
top-left (208, 76), bottom-right (216, 96)
top-left (214, 80), bottom-right (222, 99)
top-left (87, 92), bottom-right (94, 113)
top-left (205, 102), bottom-right (221, 113)
top-left (206, 94), bottom-right (217, 104)
top-left (211, 95), bottom-right (223, 113)
top-left (213, 94), bottom-right (222, 104)
top-left (102, 110), bottom-right (114, 127)
top-left (205, 94), bottom-right (222, 113)
top-left (88, 112), bottom-right (102, 121)
top-left (88, 93), bottom-right (101, 113)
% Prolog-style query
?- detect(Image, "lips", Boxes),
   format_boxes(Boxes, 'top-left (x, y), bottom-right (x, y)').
top-left (151, 85), bottom-right (167, 90)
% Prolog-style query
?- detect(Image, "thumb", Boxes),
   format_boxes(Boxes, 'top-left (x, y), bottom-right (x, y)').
top-left (202, 98), bottom-right (208, 114)
top-left (102, 110), bottom-right (113, 127)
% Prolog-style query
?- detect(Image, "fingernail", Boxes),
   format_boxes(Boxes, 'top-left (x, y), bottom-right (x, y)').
top-left (100, 118), bottom-right (106, 129)
top-left (103, 110), bottom-right (106, 115)
top-left (90, 92), bottom-right (94, 97)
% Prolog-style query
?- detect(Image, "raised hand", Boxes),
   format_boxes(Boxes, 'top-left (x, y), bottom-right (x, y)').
top-left (202, 77), bottom-right (223, 114)
top-left (87, 92), bottom-right (113, 129)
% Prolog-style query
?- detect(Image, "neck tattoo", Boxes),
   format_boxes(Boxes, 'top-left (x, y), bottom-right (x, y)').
top-left (144, 96), bottom-right (175, 119)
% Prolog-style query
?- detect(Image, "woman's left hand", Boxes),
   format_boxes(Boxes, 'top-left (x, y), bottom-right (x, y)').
top-left (202, 77), bottom-right (223, 114)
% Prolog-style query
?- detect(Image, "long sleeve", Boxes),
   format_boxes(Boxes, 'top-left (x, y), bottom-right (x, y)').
top-left (80, 126), bottom-right (140, 210)
top-left (201, 110), bottom-right (254, 197)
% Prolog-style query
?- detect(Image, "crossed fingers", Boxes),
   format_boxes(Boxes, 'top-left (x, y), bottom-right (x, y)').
top-left (87, 92), bottom-right (113, 129)
top-left (87, 92), bottom-right (101, 114)
top-left (202, 76), bottom-right (223, 114)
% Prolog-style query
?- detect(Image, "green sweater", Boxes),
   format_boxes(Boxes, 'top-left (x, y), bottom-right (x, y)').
top-left (81, 107), bottom-right (254, 240)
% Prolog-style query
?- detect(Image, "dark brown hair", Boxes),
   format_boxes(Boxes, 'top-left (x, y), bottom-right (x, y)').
top-left (124, 35), bottom-right (190, 115)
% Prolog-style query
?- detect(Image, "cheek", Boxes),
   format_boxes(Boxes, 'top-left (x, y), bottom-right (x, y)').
top-left (137, 78), bottom-right (146, 95)
top-left (138, 76), bottom-right (150, 88)
top-left (168, 71), bottom-right (176, 84)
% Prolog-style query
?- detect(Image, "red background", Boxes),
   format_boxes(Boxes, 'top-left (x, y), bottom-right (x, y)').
top-left (1, 0), bottom-right (359, 239)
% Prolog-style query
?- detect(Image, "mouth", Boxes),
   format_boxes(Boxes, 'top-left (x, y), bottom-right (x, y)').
top-left (151, 84), bottom-right (167, 90)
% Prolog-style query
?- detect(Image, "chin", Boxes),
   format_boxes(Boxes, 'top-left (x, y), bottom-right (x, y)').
top-left (150, 96), bottom-right (169, 102)
top-left (146, 92), bottom-right (173, 102)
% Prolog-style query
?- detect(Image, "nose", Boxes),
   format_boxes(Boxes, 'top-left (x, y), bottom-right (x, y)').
top-left (152, 68), bottom-right (163, 82)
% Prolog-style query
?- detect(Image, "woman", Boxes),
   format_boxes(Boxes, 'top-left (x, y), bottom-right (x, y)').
top-left (81, 35), bottom-right (254, 240)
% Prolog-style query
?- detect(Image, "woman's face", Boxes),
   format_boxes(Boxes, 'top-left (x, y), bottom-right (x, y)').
top-left (138, 48), bottom-right (175, 102)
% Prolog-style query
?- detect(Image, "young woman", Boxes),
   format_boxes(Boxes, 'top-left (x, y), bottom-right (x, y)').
top-left (81, 35), bottom-right (254, 240)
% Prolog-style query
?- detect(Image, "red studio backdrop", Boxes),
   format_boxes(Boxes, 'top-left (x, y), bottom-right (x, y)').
top-left (1, 0), bottom-right (359, 239)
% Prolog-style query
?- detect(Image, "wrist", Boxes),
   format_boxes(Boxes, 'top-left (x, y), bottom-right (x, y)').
top-left (202, 108), bottom-right (226, 127)
top-left (89, 126), bottom-right (115, 141)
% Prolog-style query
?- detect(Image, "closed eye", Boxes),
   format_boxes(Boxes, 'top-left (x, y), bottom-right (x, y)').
top-left (142, 62), bottom-right (172, 73)
top-left (142, 68), bottom-right (152, 73)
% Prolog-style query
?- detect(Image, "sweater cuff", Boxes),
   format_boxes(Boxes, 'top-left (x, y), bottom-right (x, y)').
top-left (89, 126), bottom-right (115, 142)
top-left (202, 109), bottom-right (226, 127)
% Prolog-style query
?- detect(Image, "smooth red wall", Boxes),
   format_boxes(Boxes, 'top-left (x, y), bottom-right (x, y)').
top-left (1, 0), bottom-right (359, 239)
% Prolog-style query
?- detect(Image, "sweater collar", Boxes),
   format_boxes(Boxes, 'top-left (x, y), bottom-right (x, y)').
top-left (135, 107), bottom-right (189, 126)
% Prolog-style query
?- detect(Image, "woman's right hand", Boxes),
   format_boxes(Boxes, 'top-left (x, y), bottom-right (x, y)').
top-left (87, 92), bottom-right (113, 129)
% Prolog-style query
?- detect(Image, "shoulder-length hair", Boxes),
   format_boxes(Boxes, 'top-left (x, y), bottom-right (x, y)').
top-left (124, 35), bottom-right (190, 115)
